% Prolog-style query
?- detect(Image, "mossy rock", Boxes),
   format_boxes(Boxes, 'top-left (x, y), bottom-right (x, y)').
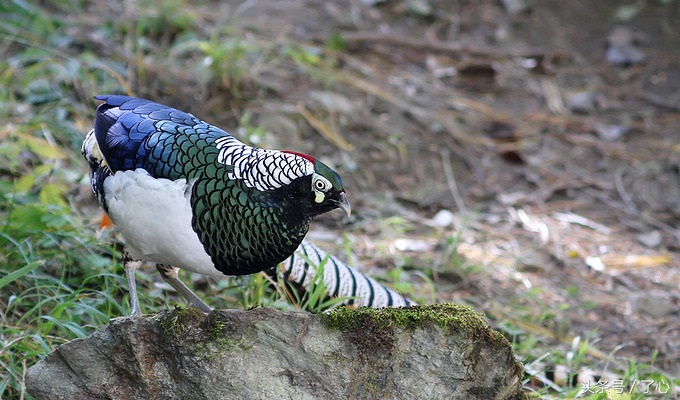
top-left (27, 306), bottom-right (523, 400)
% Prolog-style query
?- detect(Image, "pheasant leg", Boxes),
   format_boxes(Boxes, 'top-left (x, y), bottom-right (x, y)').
top-left (123, 251), bottom-right (143, 317)
top-left (156, 264), bottom-right (213, 313)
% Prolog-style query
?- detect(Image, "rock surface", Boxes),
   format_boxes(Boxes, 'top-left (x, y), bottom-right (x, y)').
top-left (26, 304), bottom-right (523, 400)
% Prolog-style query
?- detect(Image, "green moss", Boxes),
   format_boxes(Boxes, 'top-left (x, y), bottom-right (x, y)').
top-left (155, 306), bottom-right (206, 337)
top-left (195, 337), bottom-right (251, 362)
top-left (364, 374), bottom-right (380, 396)
top-left (154, 308), bottom-right (256, 362)
top-left (322, 350), bottom-right (347, 364)
top-left (325, 303), bottom-right (519, 360)
top-left (326, 303), bottom-right (490, 334)
top-left (206, 318), bottom-right (226, 341)
top-left (202, 312), bottom-right (254, 353)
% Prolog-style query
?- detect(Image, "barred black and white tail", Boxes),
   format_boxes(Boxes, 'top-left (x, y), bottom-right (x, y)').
top-left (281, 241), bottom-right (416, 308)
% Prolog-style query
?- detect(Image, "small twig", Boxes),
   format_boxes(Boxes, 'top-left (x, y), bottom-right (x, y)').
top-left (541, 78), bottom-right (567, 115)
top-left (448, 98), bottom-right (516, 125)
top-left (296, 103), bottom-right (354, 151)
top-left (552, 212), bottom-right (612, 235)
top-left (440, 149), bottom-right (467, 214)
top-left (20, 358), bottom-right (26, 400)
top-left (641, 91), bottom-right (680, 111)
top-left (316, 32), bottom-right (552, 59)
top-left (613, 167), bottom-right (638, 213)
top-left (509, 207), bottom-right (550, 245)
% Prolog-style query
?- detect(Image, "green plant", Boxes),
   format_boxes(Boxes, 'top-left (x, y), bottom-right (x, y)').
top-left (239, 273), bottom-right (276, 310)
top-left (517, 328), bottom-right (678, 399)
top-left (0, 201), bottom-right (126, 397)
top-left (196, 35), bottom-right (254, 98)
top-left (280, 252), bottom-right (352, 313)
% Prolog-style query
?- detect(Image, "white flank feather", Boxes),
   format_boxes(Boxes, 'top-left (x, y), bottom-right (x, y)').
top-left (104, 169), bottom-right (222, 277)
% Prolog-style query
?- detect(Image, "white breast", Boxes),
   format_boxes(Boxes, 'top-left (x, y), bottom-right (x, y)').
top-left (103, 169), bottom-right (222, 277)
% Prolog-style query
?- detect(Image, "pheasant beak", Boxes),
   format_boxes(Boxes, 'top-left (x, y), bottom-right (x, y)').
top-left (337, 191), bottom-right (351, 217)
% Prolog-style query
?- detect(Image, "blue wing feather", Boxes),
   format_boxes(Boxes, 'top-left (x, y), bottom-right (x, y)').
top-left (94, 95), bottom-right (231, 180)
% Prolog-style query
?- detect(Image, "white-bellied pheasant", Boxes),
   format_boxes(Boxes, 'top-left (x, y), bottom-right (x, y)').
top-left (82, 95), bottom-right (413, 316)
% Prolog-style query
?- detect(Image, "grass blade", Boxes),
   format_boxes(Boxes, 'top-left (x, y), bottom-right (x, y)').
top-left (0, 260), bottom-right (44, 290)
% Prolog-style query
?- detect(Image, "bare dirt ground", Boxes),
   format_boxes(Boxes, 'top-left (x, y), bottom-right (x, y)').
top-left (82, 0), bottom-right (680, 381)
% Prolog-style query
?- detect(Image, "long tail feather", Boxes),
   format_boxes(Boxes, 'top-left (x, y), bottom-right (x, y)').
top-left (281, 240), bottom-right (416, 308)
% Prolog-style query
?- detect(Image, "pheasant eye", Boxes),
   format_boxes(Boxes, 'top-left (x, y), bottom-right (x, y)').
top-left (313, 175), bottom-right (330, 192)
